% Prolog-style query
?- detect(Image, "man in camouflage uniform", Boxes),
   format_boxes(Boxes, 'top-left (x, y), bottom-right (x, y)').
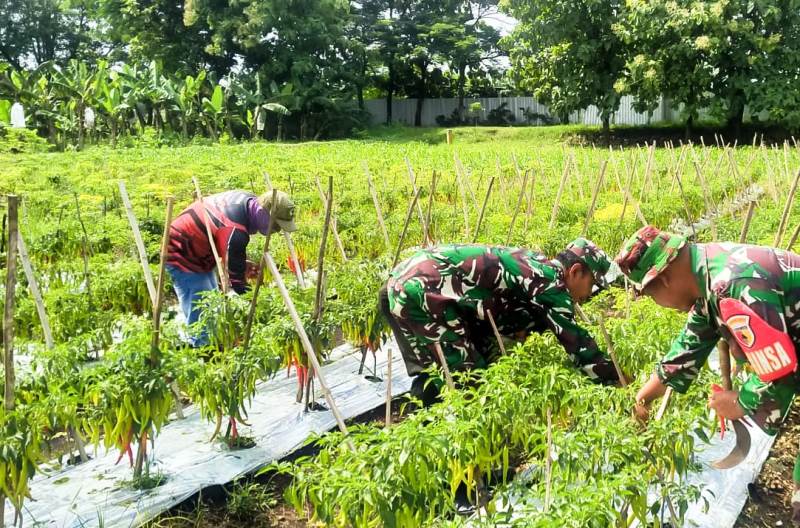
top-left (379, 239), bottom-right (623, 392)
top-left (616, 226), bottom-right (800, 524)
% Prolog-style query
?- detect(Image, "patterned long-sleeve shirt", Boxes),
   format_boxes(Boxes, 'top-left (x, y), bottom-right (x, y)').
top-left (386, 244), bottom-right (619, 382)
top-left (167, 190), bottom-right (270, 294)
top-left (656, 243), bottom-right (800, 434)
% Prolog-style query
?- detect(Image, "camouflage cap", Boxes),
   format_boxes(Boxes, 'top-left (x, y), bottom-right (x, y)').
top-left (615, 226), bottom-right (686, 289)
top-left (564, 238), bottom-right (613, 289)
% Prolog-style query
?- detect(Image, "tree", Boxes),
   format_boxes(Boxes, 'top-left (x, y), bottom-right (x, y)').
top-left (502, 0), bottom-right (628, 132)
top-left (0, 0), bottom-right (99, 68)
top-left (617, 0), bottom-right (800, 136)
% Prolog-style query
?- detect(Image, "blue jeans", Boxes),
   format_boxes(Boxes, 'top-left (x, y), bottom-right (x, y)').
top-left (167, 265), bottom-right (218, 347)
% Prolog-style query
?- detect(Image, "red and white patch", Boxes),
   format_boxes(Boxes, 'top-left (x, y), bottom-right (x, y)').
top-left (726, 314), bottom-right (755, 348)
top-left (720, 298), bottom-right (797, 382)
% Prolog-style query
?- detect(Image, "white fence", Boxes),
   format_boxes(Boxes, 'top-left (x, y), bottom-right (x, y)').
top-left (364, 95), bottom-right (678, 127)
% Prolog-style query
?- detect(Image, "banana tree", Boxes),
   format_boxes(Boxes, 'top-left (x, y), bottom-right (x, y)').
top-left (96, 72), bottom-right (130, 148)
top-left (166, 70), bottom-right (206, 140)
top-left (201, 83), bottom-right (225, 141)
top-left (230, 74), bottom-right (290, 139)
top-left (138, 61), bottom-right (171, 135)
top-left (52, 60), bottom-right (100, 149)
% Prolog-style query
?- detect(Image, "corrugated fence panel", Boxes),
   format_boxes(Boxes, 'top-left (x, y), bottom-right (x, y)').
top-left (364, 95), bottom-right (671, 127)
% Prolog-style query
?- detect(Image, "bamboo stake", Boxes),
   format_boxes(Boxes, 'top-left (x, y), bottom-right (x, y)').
top-left (393, 188), bottom-right (422, 268)
top-left (73, 193), bottom-right (92, 303)
top-left (244, 191), bottom-right (277, 352)
top-left (20, 229), bottom-right (89, 460)
top-left (4, 196), bottom-right (17, 408)
top-left (385, 348), bottom-right (393, 429)
top-left (544, 407), bottom-right (553, 513)
top-left (138, 196), bottom-right (177, 450)
top-left (305, 177), bottom-right (335, 410)
top-left (264, 252), bottom-right (351, 442)
top-left (786, 221), bottom-right (800, 251)
top-left (486, 310), bottom-right (506, 355)
top-left (581, 160), bottom-right (608, 236)
top-left (524, 167), bottom-right (537, 231)
top-left (762, 146), bottom-right (779, 203)
top-left (774, 169), bottom-right (800, 247)
top-left (2, 196), bottom-right (18, 522)
top-left (638, 142), bottom-right (655, 201)
top-left (17, 232), bottom-right (52, 349)
top-left (506, 170), bottom-right (529, 245)
top-left (403, 157), bottom-right (427, 228)
top-left (191, 178), bottom-right (230, 292)
top-left (548, 156), bottom-right (571, 230)
top-left (363, 163), bottom-right (391, 249)
top-left (454, 153), bottom-right (478, 209)
top-left (574, 305), bottom-right (626, 386)
top-left (263, 172), bottom-right (306, 288)
top-left (313, 175), bottom-right (347, 261)
top-left (424, 171), bottom-right (438, 246)
top-left (495, 157), bottom-right (509, 202)
top-left (596, 311), bottom-right (627, 386)
top-left (432, 342), bottom-right (455, 390)
top-left (453, 162), bottom-right (471, 238)
top-left (472, 177), bottom-right (494, 243)
top-left (119, 181), bottom-right (157, 307)
top-left (739, 200), bottom-right (756, 244)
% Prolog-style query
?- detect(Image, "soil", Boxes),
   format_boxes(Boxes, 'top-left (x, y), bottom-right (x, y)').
top-left (734, 406), bottom-right (800, 528)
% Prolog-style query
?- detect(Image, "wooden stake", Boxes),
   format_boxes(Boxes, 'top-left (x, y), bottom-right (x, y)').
top-left (424, 171), bottom-right (438, 246)
top-left (654, 388), bottom-right (673, 421)
top-left (549, 157), bottom-right (571, 230)
top-left (2, 195), bottom-right (18, 521)
top-left (403, 158), bottom-right (427, 228)
top-left (774, 169), bottom-right (800, 247)
top-left (243, 191), bottom-right (277, 352)
top-left (786, 221), bottom-right (800, 251)
top-left (544, 407), bottom-right (553, 513)
top-left (472, 177), bottom-right (494, 243)
top-left (265, 252), bottom-right (351, 442)
top-left (739, 200), bottom-right (756, 244)
top-left (191, 178), bottom-right (230, 292)
top-left (432, 342), bottom-right (455, 390)
top-left (119, 181), bottom-right (157, 307)
top-left (385, 348), bottom-right (393, 429)
top-left (17, 232), bottom-right (52, 349)
top-left (454, 153), bottom-right (478, 209)
top-left (73, 193), bottom-right (92, 302)
top-left (314, 175), bottom-right (348, 261)
top-left (363, 163), bottom-right (391, 249)
top-left (506, 170), bottom-right (529, 245)
top-left (574, 304), bottom-right (626, 386)
top-left (4, 195), bottom-right (18, 411)
top-left (263, 171), bottom-right (306, 288)
top-left (524, 167), bottom-right (537, 231)
top-left (486, 310), bottom-right (506, 355)
top-left (393, 188), bottom-right (422, 268)
top-left (582, 160), bottom-right (607, 236)
top-left (314, 177), bottom-right (334, 322)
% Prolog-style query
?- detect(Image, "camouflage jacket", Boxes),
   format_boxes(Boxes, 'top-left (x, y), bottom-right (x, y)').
top-left (657, 243), bottom-right (800, 434)
top-left (387, 244), bottom-right (619, 382)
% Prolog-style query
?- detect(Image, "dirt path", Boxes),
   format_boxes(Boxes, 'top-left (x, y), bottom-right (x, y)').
top-left (735, 406), bottom-right (800, 527)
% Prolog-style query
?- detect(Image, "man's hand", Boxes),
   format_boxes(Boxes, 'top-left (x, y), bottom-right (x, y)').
top-left (708, 389), bottom-right (745, 420)
top-left (633, 400), bottom-right (651, 425)
top-left (245, 260), bottom-right (260, 281)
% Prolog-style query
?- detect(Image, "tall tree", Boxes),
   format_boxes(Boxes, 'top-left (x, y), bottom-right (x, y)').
top-left (0, 0), bottom-right (98, 68)
top-left (502, 0), bottom-right (627, 132)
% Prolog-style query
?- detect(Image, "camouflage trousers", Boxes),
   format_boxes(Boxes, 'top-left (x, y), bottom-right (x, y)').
top-left (379, 284), bottom-right (514, 377)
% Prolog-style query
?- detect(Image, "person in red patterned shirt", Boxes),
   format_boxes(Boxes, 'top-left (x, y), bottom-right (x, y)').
top-left (167, 189), bottom-right (297, 346)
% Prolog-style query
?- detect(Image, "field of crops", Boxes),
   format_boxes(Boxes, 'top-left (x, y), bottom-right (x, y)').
top-left (1, 125), bottom-right (799, 527)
